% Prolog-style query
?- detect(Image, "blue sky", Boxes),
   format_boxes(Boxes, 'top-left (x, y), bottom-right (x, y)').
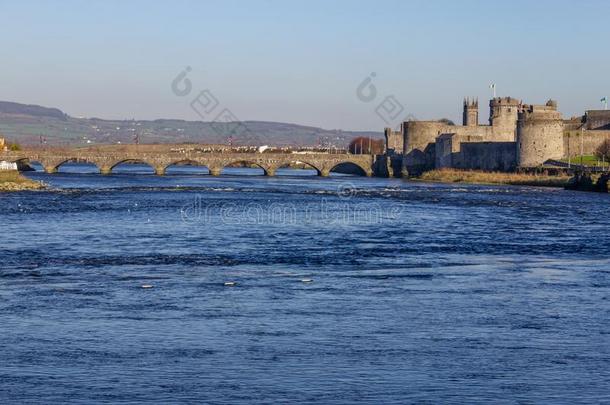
top-left (1, 0), bottom-right (609, 130)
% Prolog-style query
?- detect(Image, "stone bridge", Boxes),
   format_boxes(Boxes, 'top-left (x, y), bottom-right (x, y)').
top-left (1, 146), bottom-right (376, 177)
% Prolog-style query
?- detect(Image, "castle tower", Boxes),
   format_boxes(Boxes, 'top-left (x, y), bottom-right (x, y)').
top-left (489, 97), bottom-right (521, 141)
top-left (384, 125), bottom-right (404, 155)
top-left (462, 98), bottom-right (479, 126)
top-left (516, 100), bottom-right (564, 167)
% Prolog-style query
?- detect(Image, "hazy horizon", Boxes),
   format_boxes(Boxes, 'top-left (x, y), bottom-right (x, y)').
top-left (2, 0), bottom-right (609, 131)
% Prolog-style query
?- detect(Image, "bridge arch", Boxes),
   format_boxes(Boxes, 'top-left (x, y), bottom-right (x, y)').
top-left (52, 158), bottom-right (101, 174)
top-left (164, 159), bottom-right (210, 175)
top-left (10, 157), bottom-right (102, 174)
top-left (269, 160), bottom-right (323, 176)
top-left (220, 160), bottom-right (270, 176)
top-left (107, 159), bottom-right (157, 175)
top-left (328, 161), bottom-right (371, 177)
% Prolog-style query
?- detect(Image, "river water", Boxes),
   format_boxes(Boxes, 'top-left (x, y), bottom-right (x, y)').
top-left (1, 164), bottom-right (609, 403)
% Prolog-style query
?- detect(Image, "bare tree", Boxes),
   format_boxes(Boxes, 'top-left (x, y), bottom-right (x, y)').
top-left (595, 139), bottom-right (610, 161)
top-left (348, 137), bottom-right (384, 154)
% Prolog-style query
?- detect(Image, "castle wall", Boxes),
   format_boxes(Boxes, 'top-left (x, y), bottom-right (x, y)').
top-left (435, 134), bottom-right (454, 169)
top-left (450, 125), bottom-right (495, 139)
top-left (564, 130), bottom-right (610, 157)
top-left (435, 133), bottom-right (516, 171)
top-left (457, 142), bottom-right (516, 171)
top-left (487, 127), bottom-right (516, 142)
top-left (435, 133), bottom-right (484, 168)
top-left (403, 122), bottom-right (494, 156)
top-left (585, 110), bottom-right (610, 130)
top-left (403, 120), bottom-right (507, 174)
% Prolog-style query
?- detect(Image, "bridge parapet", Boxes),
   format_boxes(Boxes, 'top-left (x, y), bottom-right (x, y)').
top-left (0, 149), bottom-right (376, 177)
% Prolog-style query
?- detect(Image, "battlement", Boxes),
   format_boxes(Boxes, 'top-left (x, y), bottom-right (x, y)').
top-left (519, 100), bottom-right (562, 121)
top-left (463, 97), bottom-right (479, 108)
top-left (490, 97), bottom-right (521, 107)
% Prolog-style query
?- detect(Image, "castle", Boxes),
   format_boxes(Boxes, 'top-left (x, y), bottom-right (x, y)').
top-left (384, 97), bottom-right (610, 176)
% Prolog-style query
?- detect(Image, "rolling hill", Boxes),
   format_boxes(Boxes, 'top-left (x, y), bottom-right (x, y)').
top-left (0, 101), bottom-right (381, 147)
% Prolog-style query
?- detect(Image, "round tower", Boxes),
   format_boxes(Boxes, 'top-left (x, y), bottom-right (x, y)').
top-left (516, 100), bottom-right (564, 167)
top-left (401, 120), bottom-right (448, 175)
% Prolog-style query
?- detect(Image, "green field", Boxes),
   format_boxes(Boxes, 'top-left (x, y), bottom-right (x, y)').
top-left (560, 155), bottom-right (609, 167)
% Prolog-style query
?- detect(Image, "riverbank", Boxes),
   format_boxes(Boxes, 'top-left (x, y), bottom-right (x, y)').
top-left (0, 171), bottom-right (45, 191)
top-left (415, 169), bottom-right (571, 188)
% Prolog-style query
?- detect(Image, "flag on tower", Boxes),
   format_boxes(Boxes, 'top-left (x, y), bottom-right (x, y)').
top-left (602, 97), bottom-right (608, 110)
top-left (489, 83), bottom-right (496, 98)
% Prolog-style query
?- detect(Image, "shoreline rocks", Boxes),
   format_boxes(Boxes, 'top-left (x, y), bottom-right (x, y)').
top-left (0, 171), bottom-right (45, 192)
top-left (565, 172), bottom-right (610, 193)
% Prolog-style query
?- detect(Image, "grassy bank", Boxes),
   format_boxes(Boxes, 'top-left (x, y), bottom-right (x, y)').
top-left (0, 171), bottom-right (45, 191)
top-left (559, 155), bottom-right (609, 167)
top-left (416, 169), bottom-right (571, 188)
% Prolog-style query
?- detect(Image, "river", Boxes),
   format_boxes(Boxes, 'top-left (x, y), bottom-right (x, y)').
top-left (1, 163), bottom-right (609, 403)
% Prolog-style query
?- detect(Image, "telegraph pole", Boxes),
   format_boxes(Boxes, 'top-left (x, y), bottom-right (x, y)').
top-left (567, 132), bottom-right (571, 169)
top-left (580, 127), bottom-right (584, 166)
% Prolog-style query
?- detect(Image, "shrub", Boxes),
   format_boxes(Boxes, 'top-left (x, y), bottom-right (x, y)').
top-left (595, 139), bottom-right (610, 161)
top-left (437, 118), bottom-right (455, 126)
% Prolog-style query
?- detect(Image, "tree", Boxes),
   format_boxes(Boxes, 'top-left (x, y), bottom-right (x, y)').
top-left (595, 139), bottom-right (610, 161)
top-left (437, 118), bottom-right (455, 126)
top-left (9, 142), bottom-right (21, 151)
top-left (348, 136), bottom-right (384, 154)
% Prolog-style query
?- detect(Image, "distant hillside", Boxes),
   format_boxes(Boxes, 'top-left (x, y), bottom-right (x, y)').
top-left (0, 101), bottom-right (381, 147)
top-left (0, 101), bottom-right (67, 120)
